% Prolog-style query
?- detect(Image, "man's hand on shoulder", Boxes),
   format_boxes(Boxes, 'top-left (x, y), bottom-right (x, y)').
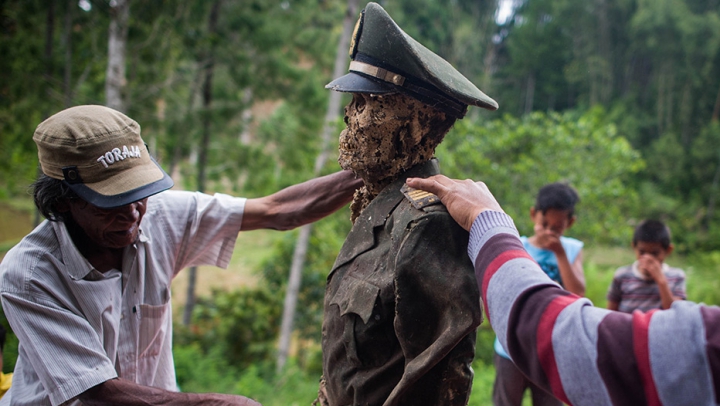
top-left (406, 175), bottom-right (504, 232)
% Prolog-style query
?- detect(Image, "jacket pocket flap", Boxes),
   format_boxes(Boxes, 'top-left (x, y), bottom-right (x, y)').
top-left (329, 275), bottom-right (380, 324)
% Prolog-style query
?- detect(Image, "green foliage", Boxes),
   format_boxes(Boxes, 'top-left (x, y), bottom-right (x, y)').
top-left (474, 325), bottom-right (497, 366)
top-left (174, 342), bottom-right (242, 394)
top-left (173, 347), bottom-right (325, 405)
top-left (0, 308), bottom-right (18, 374)
top-left (175, 286), bottom-right (282, 371)
top-left (683, 251), bottom-right (720, 306)
top-left (172, 327), bottom-right (499, 405)
top-left (639, 120), bottom-right (720, 252)
top-left (437, 107), bottom-right (644, 244)
top-left (261, 209), bottom-right (352, 343)
top-left (467, 360), bottom-right (497, 406)
top-left (236, 361), bottom-right (323, 406)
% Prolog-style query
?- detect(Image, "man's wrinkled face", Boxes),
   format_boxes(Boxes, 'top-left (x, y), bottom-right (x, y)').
top-left (67, 198), bottom-right (148, 249)
top-left (339, 93), bottom-right (400, 176)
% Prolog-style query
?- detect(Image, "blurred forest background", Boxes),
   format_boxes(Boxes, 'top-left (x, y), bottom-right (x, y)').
top-left (2, 0), bottom-right (720, 404)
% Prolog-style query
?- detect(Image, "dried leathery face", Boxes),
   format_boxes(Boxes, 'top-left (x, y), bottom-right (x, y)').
top-left (338, 92), bottom-right (455, 222)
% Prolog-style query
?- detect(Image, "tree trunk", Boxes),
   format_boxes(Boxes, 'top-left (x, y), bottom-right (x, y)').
top-left (36, 0), bottom-right (56, 227)
top-left (183, 0), bottom-right (221, 327)
top-left (105, 0), bottom-right (129, 111)
top-left (679, 80), bottom-right (693, 148)
top-left (524, 72), bottom-right (535, 114)
top-left (276, 0), bottom-right (360, 372)
top-left (63, 0), bottom-right (73, 108)
top-left (712, 81), bottom-right (720, 122)
top-left (657, 71), bottom-right (665, 135)
top-left (706, 151), bottom-right (720, 231)
top-left (168, 68), bottom-right (202, 179)
top-left (44, 1), bottom-right (55, 111)
top-left (595, 0), bottom-right (612, 104)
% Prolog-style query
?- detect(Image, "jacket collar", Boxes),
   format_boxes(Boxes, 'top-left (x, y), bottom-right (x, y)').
top-left (331, 159), bottom-right (440, 272)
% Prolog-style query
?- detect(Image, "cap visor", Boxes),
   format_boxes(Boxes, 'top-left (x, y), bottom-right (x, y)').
top-left (325, 72), bottom-right (398, 94)
top-left (67, 157), bottom-right (174, 208)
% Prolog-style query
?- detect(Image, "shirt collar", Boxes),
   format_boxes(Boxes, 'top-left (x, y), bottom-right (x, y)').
top-left (52, 221), bottom-right (147, 280)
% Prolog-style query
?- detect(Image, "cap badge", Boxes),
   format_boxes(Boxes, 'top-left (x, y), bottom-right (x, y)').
top-left (348, 9), bottom-right (364, 58)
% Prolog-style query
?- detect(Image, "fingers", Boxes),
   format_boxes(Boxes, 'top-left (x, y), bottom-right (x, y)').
top-left (406, 175), bottom-right (452, 197)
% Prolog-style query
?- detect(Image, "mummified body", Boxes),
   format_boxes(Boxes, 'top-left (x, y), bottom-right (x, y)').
top-left (317, 3), bottom-right (498, 404)
top-left (319, 96), bottom-right (482, 406)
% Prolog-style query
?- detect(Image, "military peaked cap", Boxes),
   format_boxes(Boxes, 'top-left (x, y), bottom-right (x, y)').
top-left (326, 2), bottom-right (498, 119)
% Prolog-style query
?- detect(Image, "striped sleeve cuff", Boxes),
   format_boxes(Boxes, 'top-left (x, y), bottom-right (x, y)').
top-left (468, 210), bottom-right (519, 266)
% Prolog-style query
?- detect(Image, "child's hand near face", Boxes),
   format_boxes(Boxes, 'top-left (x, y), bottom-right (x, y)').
top-left (533, 224), bottom-right (565, 255)
top-left (638, 254), bottom-right (667, 284)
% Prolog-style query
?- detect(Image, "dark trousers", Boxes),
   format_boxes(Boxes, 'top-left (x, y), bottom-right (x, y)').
top-left (493, 353), bottom-right (563, 406)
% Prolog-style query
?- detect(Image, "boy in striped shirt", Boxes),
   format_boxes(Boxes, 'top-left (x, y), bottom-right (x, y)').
top-left (607, 219), bottom-right (686, 313)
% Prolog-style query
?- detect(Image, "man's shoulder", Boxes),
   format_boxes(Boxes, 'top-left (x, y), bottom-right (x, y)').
top-left (147, 189), bottom-right (192, 209)
top-left (0, 222), bottom-right (61, 293)
top-left (393, 196), bottom-right (457, 228)
top-left (144, 190), bottom-right (204, 224)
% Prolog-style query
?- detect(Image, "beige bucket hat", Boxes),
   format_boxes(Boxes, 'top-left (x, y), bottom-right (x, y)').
top-left (33, 105), bottom-right (174, 208)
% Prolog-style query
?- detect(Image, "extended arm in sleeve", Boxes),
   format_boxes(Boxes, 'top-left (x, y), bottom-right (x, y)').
top-left (241, 170), bottom-right (362, 231)
top-left (469, 210), bottom-right (720, 405)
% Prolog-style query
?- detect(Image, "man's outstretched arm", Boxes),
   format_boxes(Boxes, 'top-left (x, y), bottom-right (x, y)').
top-left (406, 175), bottom-right (720, 406)
top-left (79, 378), bottom-right (261, 406)
top-left (242, 170), bottom-right (362, 231)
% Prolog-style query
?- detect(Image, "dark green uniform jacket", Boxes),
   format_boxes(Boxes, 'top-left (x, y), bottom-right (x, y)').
top-left (321, 159), bottom-right (482, 406)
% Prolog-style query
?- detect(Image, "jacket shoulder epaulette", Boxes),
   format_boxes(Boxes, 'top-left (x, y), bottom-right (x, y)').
top-left (400, 184), bottom-right (442, 211)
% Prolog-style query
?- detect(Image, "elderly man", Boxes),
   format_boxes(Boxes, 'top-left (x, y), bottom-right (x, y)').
top-left (0, 105), bottom-right (361, 406)
top-left (317, 3), bottom-right (498, 406)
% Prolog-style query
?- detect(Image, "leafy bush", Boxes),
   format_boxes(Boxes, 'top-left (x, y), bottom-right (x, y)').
top-left (175, 286), bottom-right (282, 372)
top-left (0, 303), bottom-right (18, 374)
top-left (684, 250), bottom-right (720, 306)
top-left (236, 361), bottom-right (323, 406)
top-left (260, 209), bottom-right (352, 345)
top-left (174, 342), bottom-right (242, 394)
top-left (437, 107), bottom-right (644, 245)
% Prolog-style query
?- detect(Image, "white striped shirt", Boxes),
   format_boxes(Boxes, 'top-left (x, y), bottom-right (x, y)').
top-left (0, 191), bottom-right (245, 405)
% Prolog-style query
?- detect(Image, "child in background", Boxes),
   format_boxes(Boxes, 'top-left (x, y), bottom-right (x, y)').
top-left (607, 219), bottom-right (686, 313)
top-left (493, 182), bottom-right (585, 406)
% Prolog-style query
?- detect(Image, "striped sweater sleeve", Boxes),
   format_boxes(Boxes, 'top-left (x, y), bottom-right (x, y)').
top-left (468, 211), bottom-right (720, 406)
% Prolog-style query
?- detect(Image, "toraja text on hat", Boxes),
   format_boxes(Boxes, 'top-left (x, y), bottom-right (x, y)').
top-left (96, 145), bottom-right (143, 168)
